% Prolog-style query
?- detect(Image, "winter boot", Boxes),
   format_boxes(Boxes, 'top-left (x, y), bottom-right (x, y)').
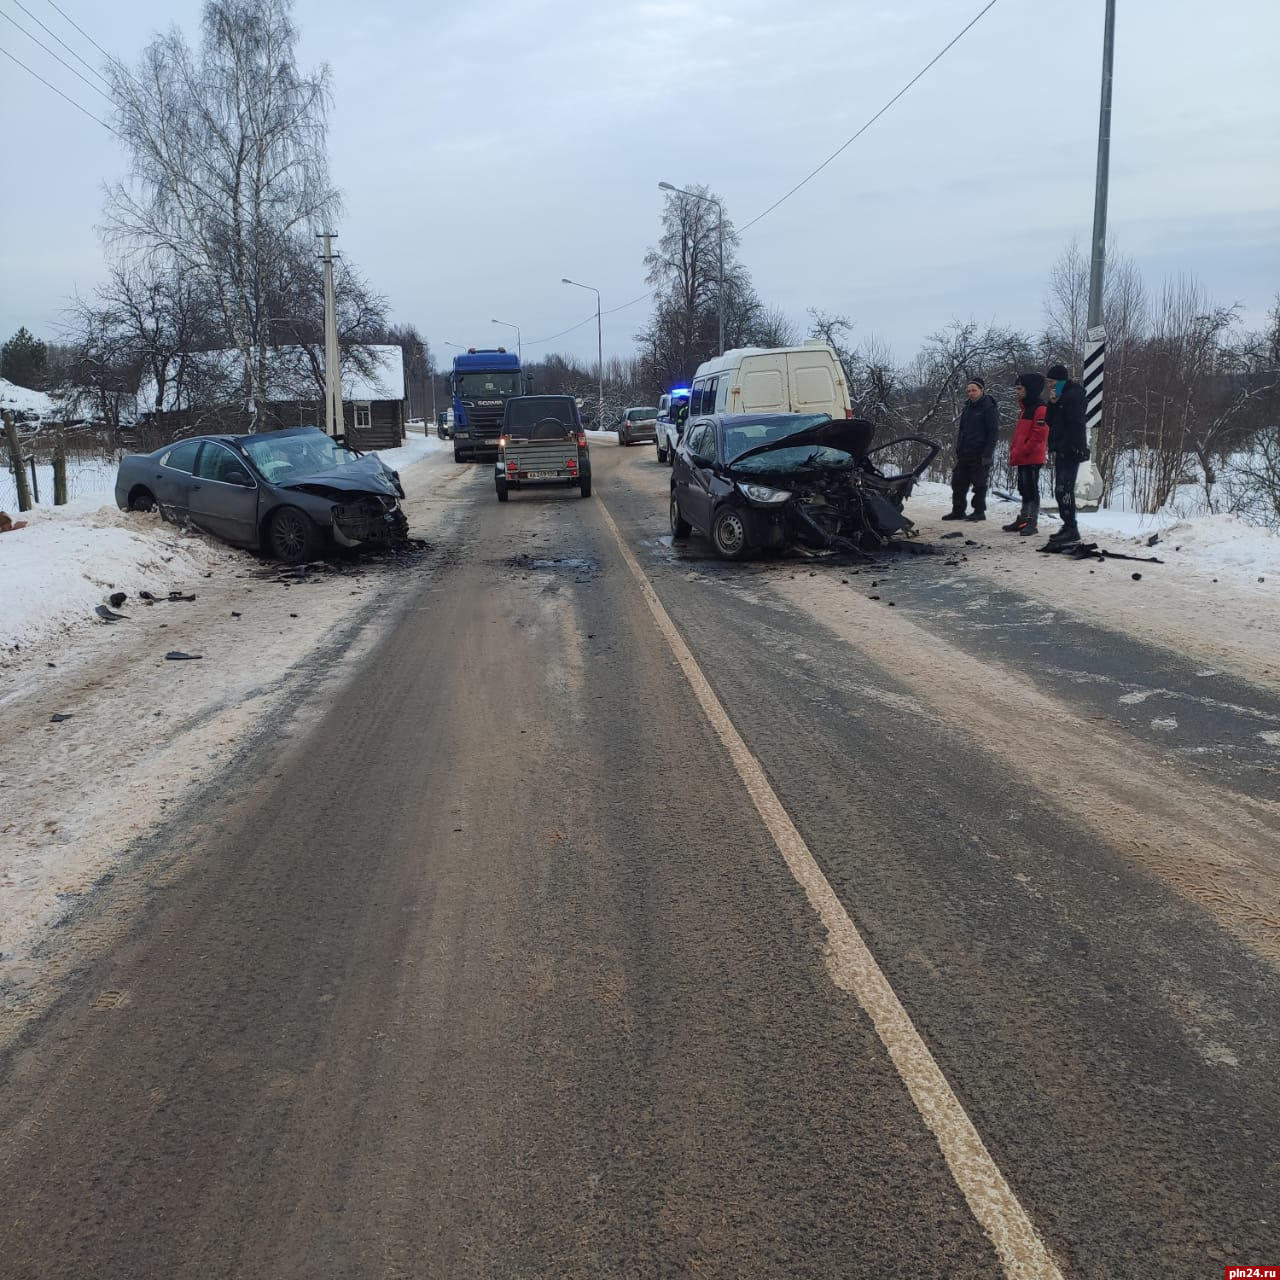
top-left (965, 507), bottom-right (986, 522)
top-left (1018, 504), bottom-right (1040, 536)
top-left (1002, 504), bottom-right (1030, 532)
top-left (1047, 523), bottom-right (1080, 546)
top-left (941, 503), bottom-right (967, 521)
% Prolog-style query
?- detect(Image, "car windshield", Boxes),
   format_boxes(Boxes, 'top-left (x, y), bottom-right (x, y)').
top-left (456, 372), bottom-right (519, 397)
top-left (241, 432), bottom-right (358, 483)
top-left (721, 415), bottom-right (833, 463)
top-left (732, 445), bottom-right (855, 474)
top-left (505, 399), bottom-right (577, 432)
top-left (627, 407), bottom-right (659, 420)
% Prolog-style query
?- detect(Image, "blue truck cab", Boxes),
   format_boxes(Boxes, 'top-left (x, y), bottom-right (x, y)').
top-left (450, 348), bottom-right (524, 462)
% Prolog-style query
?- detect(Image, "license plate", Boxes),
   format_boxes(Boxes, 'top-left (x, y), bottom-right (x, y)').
top-left (525, 470), bottom-right (558, 479)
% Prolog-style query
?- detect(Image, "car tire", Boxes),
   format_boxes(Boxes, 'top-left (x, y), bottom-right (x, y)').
top-left (267, 505), bottom-right (322, 564)
top-left (128, 488), bottom-right (156, 512)
top-left (453, 449), bottom-right (466, 463)
top-left (496, 478), bottom-right (509, 502)
top-left (579, 473), bottom-right (592, 497)
top-left (656, 441), bottom-right (668, 464)
top-left (711, 506), bottom-right (752, 561)
top-left (670, 492), bottom-right (691, 540)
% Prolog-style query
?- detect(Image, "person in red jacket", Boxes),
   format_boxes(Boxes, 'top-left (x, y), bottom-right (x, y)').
top-left (1003, 371), bottom-right (1048, 535)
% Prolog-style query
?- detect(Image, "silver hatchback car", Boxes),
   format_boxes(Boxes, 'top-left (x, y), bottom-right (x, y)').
top-left (617, 405), bottom-right (659, 447)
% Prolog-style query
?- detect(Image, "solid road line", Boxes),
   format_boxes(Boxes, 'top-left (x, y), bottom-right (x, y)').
top-left (595, 498), bottom-right (1065, 1280)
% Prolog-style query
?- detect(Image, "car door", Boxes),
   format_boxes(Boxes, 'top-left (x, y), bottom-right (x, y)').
top-left (680, 420), bottom-right (718, 533)
top-left (188, 442), bottom-right (260, 545)
top-left (152, 439), bottom-right (202, 517)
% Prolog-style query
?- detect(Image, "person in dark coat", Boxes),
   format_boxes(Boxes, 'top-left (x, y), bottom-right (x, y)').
top-left (942, 377), bottom-right (1000, 521)
top-left (1003, 371), bottom-right (1048, 535)
top-left (1044, 361), bottom-right (1089, 545)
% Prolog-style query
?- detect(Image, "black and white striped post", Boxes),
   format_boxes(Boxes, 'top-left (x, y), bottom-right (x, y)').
top-left (1078, 0), bottom-right (1116, 510)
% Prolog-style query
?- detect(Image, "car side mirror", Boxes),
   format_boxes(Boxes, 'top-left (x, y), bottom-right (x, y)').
top-left (227, 468), bottom-right (252, 486)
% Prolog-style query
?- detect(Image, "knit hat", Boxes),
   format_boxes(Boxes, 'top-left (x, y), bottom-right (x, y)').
top-left (1017, 371), bottom-right (1046, 403)
top-left (966, 376), bottom-right (986, 390)
top-left (1046, 363), bottom-right (1070, 381)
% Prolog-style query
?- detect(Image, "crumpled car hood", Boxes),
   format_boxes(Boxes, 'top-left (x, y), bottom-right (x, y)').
top-left (727, 418), bottom-right (876, 472)
top-left (277, 454), bottom-right (400, 496)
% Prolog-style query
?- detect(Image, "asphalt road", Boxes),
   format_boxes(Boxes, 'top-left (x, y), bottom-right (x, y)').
top-left (1, 441), bottom-right (1277, 1279)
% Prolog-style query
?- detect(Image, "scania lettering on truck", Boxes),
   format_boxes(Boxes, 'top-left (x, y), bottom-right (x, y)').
top-left (450, 348), bottom-right (524, 462)
top-left (686, 342), bottom-right (852, 420)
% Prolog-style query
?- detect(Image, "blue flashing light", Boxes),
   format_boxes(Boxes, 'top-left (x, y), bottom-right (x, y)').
top-left (669, 387), bottom-right (690, 397)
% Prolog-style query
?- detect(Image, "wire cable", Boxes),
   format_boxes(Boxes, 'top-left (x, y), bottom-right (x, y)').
top-left (524, 313), bottom-right (598, 347)
top-left (0, 42), bottom-right (117, 131)
top-left (603, 289), bottom-right (654, 316)
top-left (0, 6), bottom-right (113, 101)
top-left (40, 0), bottom-right (110, 62)
top-left (8, 0), bottom-right (110, 87)
top-left (739, 0), bottom-right (1000, 232)
top-left (524, 289), bottom-right (659, 348)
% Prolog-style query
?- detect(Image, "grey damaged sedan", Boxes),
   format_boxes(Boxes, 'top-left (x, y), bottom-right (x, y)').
top-left (115, 426), bottom-right (408, 563)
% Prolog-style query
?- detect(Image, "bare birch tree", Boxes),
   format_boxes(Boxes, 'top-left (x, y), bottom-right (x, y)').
top-left (105, 0), bottom-right (340, 429)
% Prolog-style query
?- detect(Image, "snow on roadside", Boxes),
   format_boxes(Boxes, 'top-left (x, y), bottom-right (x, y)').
top-left (910, 480), bottom-right (1278, 589)
top-left (0, 429), bottom-right (446, 661)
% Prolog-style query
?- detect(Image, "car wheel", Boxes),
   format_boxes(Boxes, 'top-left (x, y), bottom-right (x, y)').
top-left (128, 487), bottom-right (156, 512)
top-left (579, 473), bottom-right (592, 497)
top-left (453, 449), bottom-right (466, 463)
top-left (267, 505), bottom-right (322, 564)
top-left (711, 506), bottom-right (752, 560)
top-left (656, 441), bottom-right (668, 464)
top-left (496, 478), bottom-right (509, 502)
top-left (670, 492), bottom-right (691, 540)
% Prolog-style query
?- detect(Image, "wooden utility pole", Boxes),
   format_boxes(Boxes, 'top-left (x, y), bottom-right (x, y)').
top-left (3, 410), bottom-right (33, 512)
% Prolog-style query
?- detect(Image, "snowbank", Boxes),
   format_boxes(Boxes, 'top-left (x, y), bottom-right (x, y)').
top-left (1, 428), bottom-right (446, 658)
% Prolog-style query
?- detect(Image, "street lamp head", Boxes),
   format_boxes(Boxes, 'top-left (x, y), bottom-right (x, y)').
top-left (560, 277), bottom-right (573, 285)
top-left (658, 181), bottom-right (675, 192)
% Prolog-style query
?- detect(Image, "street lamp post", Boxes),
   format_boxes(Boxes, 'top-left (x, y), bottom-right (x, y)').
top-left (659, 181), bottom-right (724, 357)
top-left (491, 318), bottom-right (521, 363)
top-left (561, 277), bottom-right (602, 431)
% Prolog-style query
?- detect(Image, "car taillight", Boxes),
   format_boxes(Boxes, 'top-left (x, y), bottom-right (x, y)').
top-left (624, 419), bottom-right (631, 428)
top-left (567, 458), bottom-right (578, 468)
top-left (576, 433), bottom-right (587, 448)
top-left (507, 461), bottom-right (517, 471)
top-left (845, 408), bottom-right (854, 418)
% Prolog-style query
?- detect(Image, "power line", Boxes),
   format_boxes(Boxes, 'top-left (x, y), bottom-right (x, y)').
top-left (40, 0), bottom-right (111, 63)
top-left (8, 0), bottom-right (110, 88)
top-left (603, 289), bottom-right (654, 316)
top-left (0, 42), bottom-right (117, 132)
top-left (739, 0), bottom-right (1000, 233)
top-left (0, 5), bottom-right (113, 102)
top-left (525, 313), bottom-right (597, 347)
top-left (525, 289), bottom-right (658, 348)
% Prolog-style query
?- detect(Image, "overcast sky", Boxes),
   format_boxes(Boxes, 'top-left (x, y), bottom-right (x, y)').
top-left (2, 0), bottom-right (1277, 372)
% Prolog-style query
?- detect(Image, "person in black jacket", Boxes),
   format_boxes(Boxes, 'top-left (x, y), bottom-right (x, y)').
top-left (942, 377), bottom-right (1000, 521)
top-left (1043, 361), bottom-right (1089, 546)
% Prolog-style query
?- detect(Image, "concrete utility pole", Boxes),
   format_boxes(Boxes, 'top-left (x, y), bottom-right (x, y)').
top-left (1078, 0), bottom-right (1116, 510)
top-left (659, 182), bottom-right (725, 356)
top-left (561, 278), bottom-right (602, 430)
top-left (318, 232), bottom-right (342, 439)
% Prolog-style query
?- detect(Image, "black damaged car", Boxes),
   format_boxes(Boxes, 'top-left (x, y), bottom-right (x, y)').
top-left (670, 413), bottom-right (940, 560)
top-left (114, 426), bottom-right (408, 564)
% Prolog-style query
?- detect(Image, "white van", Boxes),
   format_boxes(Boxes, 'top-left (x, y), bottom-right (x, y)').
top-left (686, 342), bottom-right (851, 420)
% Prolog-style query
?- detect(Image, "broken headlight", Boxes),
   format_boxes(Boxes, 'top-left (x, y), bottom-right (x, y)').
top-left (737, 482), bottom-right (792, 505)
